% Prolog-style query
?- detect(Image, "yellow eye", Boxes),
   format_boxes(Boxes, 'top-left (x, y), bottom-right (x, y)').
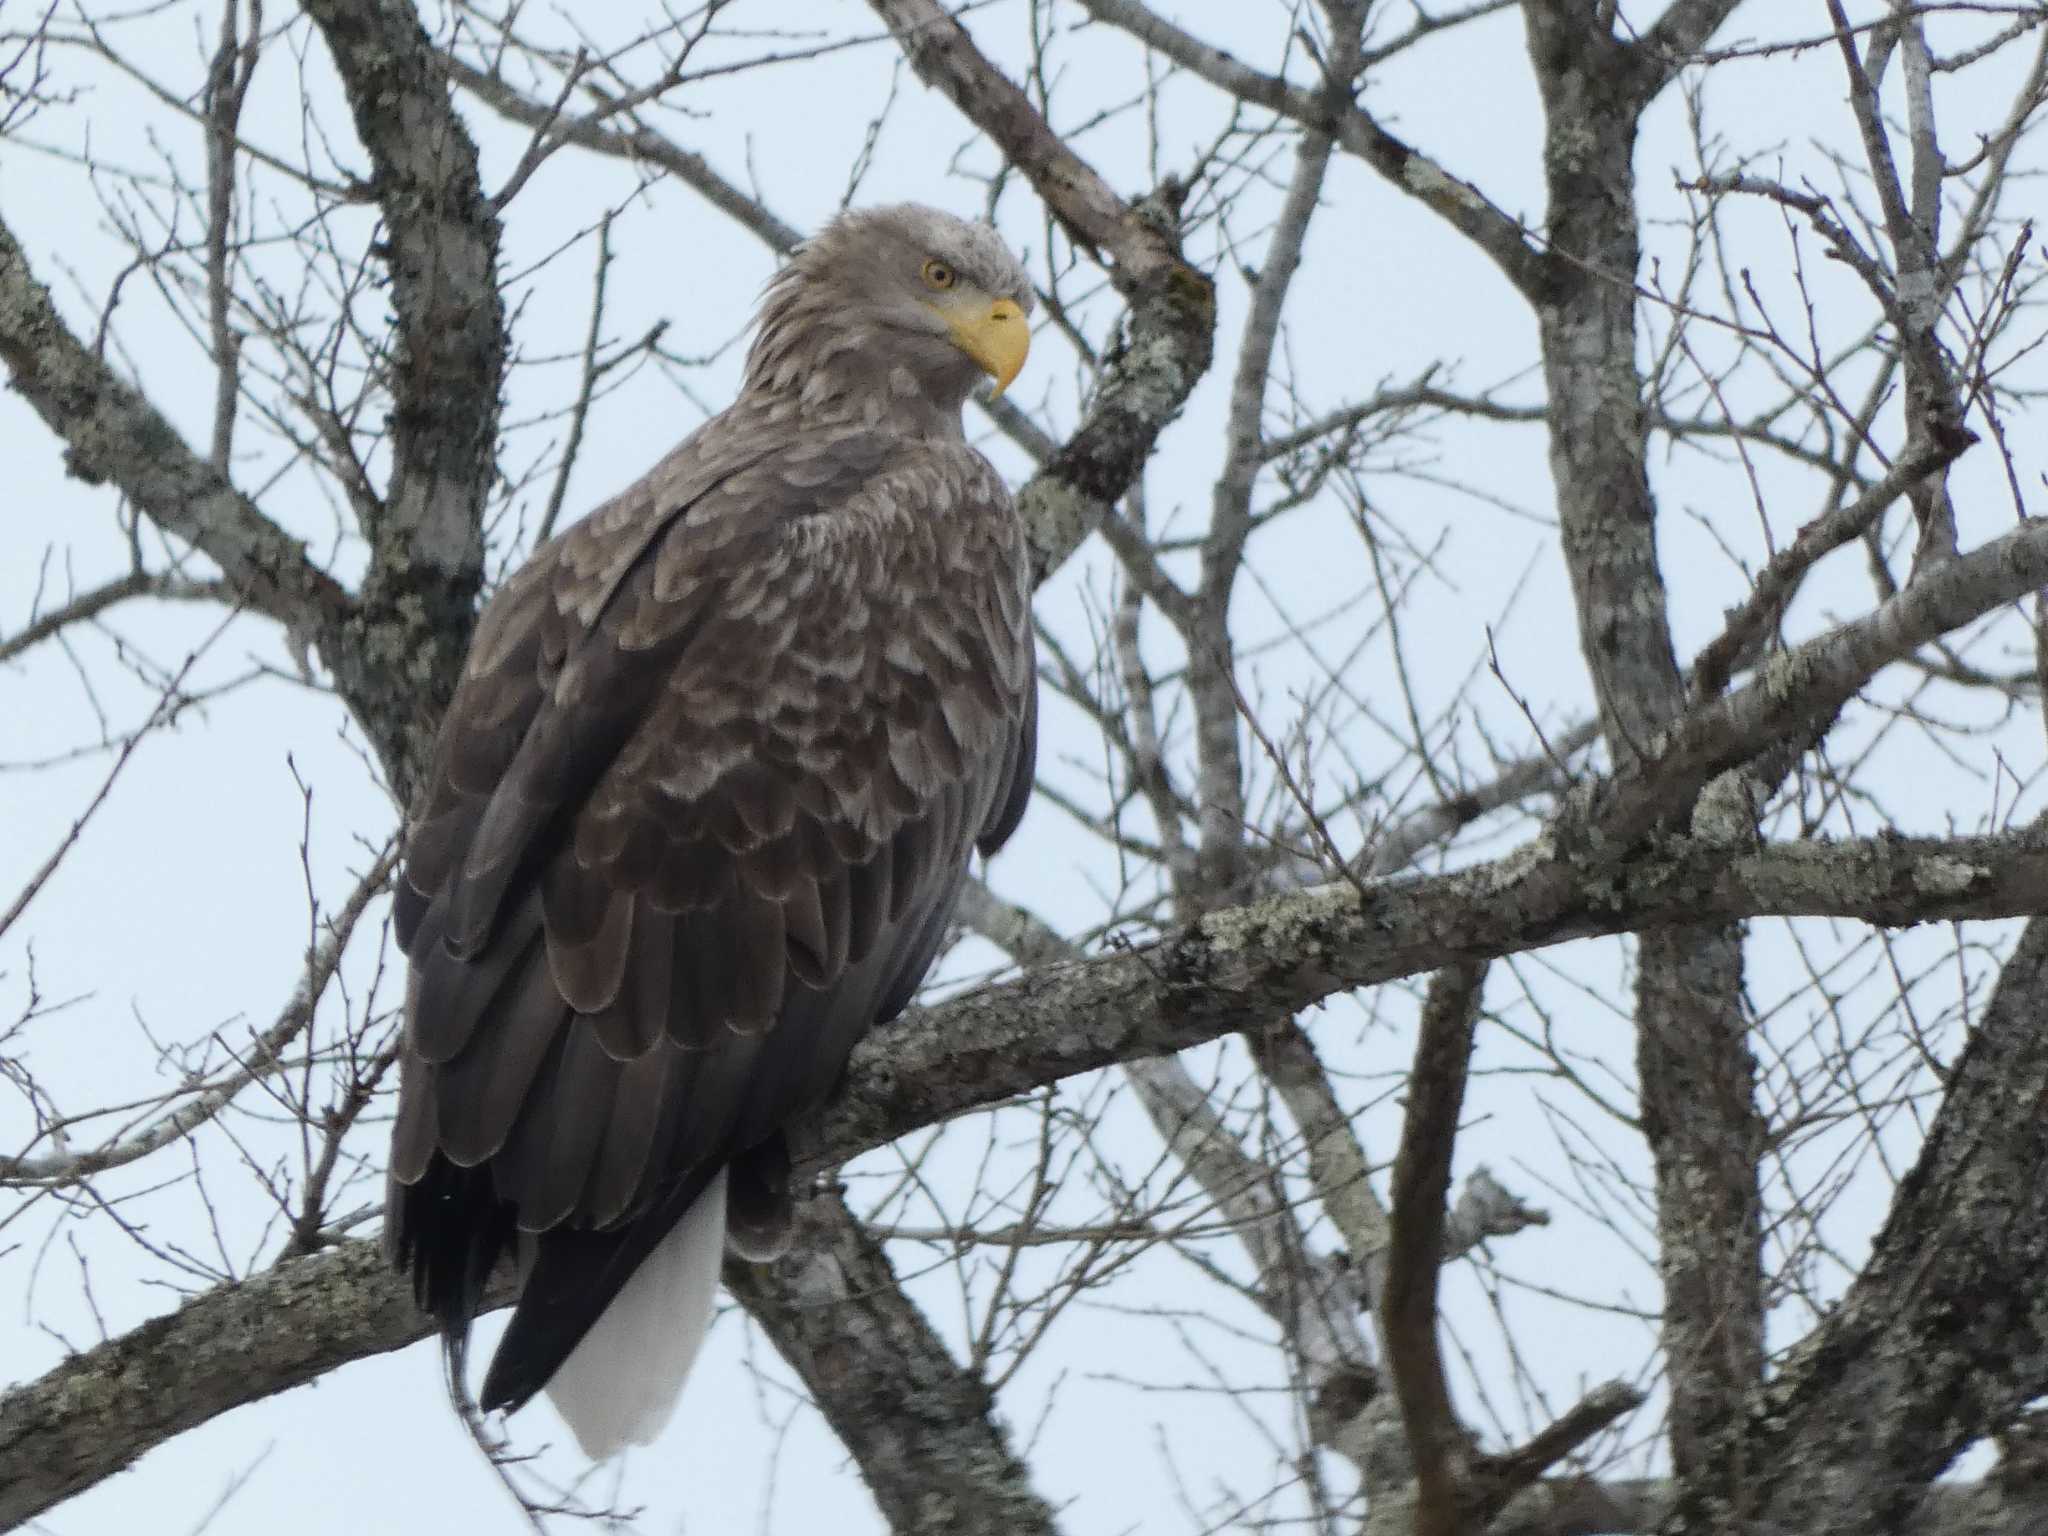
top-left (922, 259), bottom-right (956, 291)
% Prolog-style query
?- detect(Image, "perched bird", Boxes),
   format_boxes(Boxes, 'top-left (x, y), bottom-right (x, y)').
top-left (385, 204), bottom-right (1038, 1457)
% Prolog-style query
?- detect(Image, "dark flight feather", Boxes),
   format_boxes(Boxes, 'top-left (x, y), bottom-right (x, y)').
top-left (385, 205), bottom-right (1038, 1443)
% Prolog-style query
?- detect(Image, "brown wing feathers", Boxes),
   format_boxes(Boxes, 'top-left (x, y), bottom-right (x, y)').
top-left (386, 433), bottom-right (1036, 1418)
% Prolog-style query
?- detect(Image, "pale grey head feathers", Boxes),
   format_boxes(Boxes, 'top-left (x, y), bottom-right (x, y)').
top-left (744, 204), bottom-right (1034, 407)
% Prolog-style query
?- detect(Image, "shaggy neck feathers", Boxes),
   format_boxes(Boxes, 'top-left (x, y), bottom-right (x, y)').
top-left (740, 258), bottom-right (978, 434)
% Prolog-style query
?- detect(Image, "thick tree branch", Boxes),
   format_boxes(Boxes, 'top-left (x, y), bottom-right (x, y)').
top-left (725, 1191), bottom-right (1063, 1536)
top-left (10, 461), bottom-right (2048, 1518)
top-left (11, 815), bottom-right (2048, 1524)
top-left (1688, 435), bottom-right (1968, 700)
top-left (0, 214), bottom-right (350, 635)
top-left (1244, 1017), bottom-right (1392, 1297)
top-left (1579, 466), bottom-right (2023, 853)
top-left (0, 1239), bottom-right (426, 1529)
top-left (1522, 23), bottom-right (1682, 760)
top-left (300, 0), bottom-right (499, 580)
top-left (1495, 1472), bottom-right (2048, 1536)
top-left (301, 0), bottom-right (504, 795)
top-left (1012, 227), bottom-right (1213, 586)
top-left (1366, 960), bottom-right (1627, 1529)
top-left (1623, 0), bottom-right (1749, 107)
top-left (1524, 11), bottom-right (1770, 1498)
top-left (1381, 962), bottom-right (1487, 1536)
top-left (1662, 917), bottom-right (2048, 1534)
top-left (1477, 1382), bottom-right (1646, 1516)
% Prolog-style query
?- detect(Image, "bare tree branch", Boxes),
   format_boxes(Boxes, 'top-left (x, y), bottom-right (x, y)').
top-left (1073, 0), bottom-right (1553, 294)
top-left (0, 215), bottom-right (349, 634)
top-left (14, 809), bottom-right (2048, 1524)
top-left (1522, 14), bottom-right (1770, 1502)
top-left (442, 52), bottom-right (804, 254)
top-left (726, 1190), bottom-right (1064, 1536)
top-left (301, 0), bottom-right (504, 793)
top-left (1, 846), bottom-right (396, 1188)
top-left (1623, 0), bottom-right (1750, 107)
top-left (0, 568), bottom-right (229, 666)
top-left (1381, 961), bottom-right (1487, 1536)
top-left (1664, 916), bottom-right (2048, 1534)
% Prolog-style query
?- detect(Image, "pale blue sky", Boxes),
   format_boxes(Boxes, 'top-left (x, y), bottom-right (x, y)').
top-left (4, 3), bottom-right (2042, 1531)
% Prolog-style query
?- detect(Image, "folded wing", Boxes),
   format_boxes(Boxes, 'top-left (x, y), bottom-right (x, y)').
top-left (385, 428), bottom-right (1036, 1431)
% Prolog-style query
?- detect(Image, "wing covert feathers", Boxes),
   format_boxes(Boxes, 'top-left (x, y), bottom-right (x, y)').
top-left (388, 409), bottom-right (1037, 1438)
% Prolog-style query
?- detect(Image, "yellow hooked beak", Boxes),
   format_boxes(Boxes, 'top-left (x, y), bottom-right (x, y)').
top-left (938, 295), bottom-right (1030, 398)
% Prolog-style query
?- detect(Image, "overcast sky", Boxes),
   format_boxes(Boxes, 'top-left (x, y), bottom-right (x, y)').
top-left (4, 3), bottom-right (2043, 1532)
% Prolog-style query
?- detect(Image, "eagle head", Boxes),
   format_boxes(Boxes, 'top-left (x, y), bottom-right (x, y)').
top-left (744, 203), bottom-right (1035, 409)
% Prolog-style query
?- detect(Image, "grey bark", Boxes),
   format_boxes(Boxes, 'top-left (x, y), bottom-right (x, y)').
top-left (1522, 14), bottom-right (1770, 1507)
top-left (13, 816), bottom-right (2048, 1526)
top-left (726, 1192), bottom-right (1063, 1536)
top-left (1662, 917), bottom-right (2048, 1533)
top-left (0, 1240), bottom-right (431, 1528)
top-left (299, 0), bottom-right (504, 799)
top-left (1380, 962), bottom-right (1488, 1536)
top-left (0, 217), bottom-right (351, 637)
top-left (0, 0), bottom-right (505, 806)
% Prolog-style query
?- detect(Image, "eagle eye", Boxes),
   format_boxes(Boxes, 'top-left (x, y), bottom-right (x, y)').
top-left (921, 259), bottom-right (956, 291)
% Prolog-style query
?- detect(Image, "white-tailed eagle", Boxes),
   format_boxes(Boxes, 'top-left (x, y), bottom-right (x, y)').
top-left (386, 205), bottom-right (1037, 1457)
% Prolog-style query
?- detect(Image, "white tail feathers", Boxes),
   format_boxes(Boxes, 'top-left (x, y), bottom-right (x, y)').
top-left (544, 1169), bottom-right (728, 1459)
